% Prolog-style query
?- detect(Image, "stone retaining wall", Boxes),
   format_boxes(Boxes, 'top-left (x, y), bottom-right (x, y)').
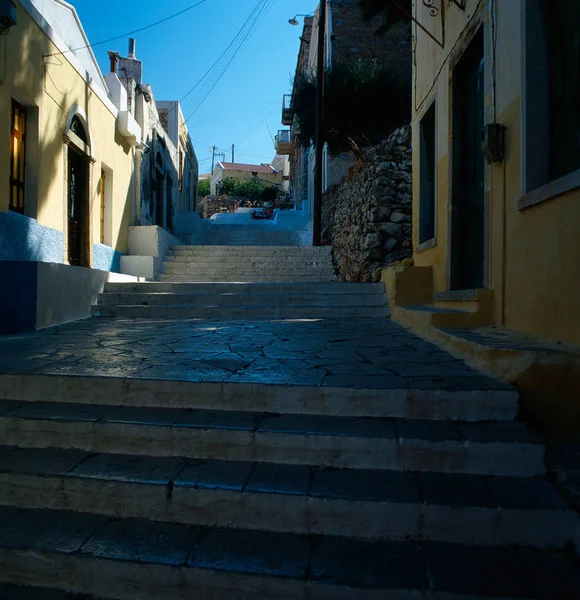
top-left (322, 125), bottom-right (412, 282)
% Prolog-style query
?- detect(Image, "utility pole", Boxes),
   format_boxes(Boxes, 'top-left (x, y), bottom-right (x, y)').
top-left (231, 144), bottom-right (235, 163)
top-left (211, 145), bottom-right (216, 173)
top-left (312, 0), bottom-right (327, 247)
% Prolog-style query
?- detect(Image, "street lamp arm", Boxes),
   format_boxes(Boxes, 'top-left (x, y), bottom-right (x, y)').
top-left (288, 13), bottom-right (315, 26)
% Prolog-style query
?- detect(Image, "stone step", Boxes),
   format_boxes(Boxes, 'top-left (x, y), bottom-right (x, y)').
top-left (198, 238), bottom-right (303, 246)
top-left (164, 255), bottom-right (333, 263)
top-left (0, 506), bottom-right (578, 599)
top-left (96, 293), bottom-right (387, 308)
top-left (169, 245), bottom-right (330, 252)
top-left (162, 265), bottom-right (335, 275)
top-left (0, 446), bottom-right (573, 548)
top-left (91, 305), bottom-right (389, 319)
top-left (0, 401), bottom-right (544, 476)
top-left (163, 260), bottom-right (334, 270)
top-left (0, 374), bottom-right (519, 422)
top-left (0, 583), bottom-right (109, 599)
top-left (157, 274), bottom-right (336, 282)
top-left (103, 282), bottom-right (384, 295)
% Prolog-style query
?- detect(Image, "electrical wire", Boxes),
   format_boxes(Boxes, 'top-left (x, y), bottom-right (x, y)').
top-left (182, 0), bottom-right (277, 122)
top-left (44, 0), bottom-right (210, 58)
top-left (180, 0), bottom-right (270, 116)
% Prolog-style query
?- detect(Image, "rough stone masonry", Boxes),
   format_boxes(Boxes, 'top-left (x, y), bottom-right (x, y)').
top-left (322, 125), bottom-right (412, 282)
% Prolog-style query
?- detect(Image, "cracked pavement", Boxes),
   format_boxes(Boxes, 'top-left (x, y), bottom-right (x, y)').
top-left (0, 317), bottom-right (509, 390)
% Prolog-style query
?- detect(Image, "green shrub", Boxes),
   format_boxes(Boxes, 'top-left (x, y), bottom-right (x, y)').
top-left (198, 178), bottom-right (211, 197)
top-left (292, 58), bottom-right (410, 156)
top-left (216, 177), bottom-right (279, 200)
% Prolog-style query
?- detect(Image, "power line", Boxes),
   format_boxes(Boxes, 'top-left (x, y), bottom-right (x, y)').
top-left (180, 0), bottom-right (270, 117)
top-left (44, 0), bottom-right (210, 58)
top-left (183, 0), bottom-right (276, 122)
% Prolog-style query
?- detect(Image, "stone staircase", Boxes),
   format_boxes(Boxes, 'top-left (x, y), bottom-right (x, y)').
top-left (0, 368), bottom-right (578, 597)
top-left (200, 224), bottom-right (303, 246)
top-left (93, 281), bottom-right (388, 319)
top-left (92, 244), bottom-right (371, 320)
top-left (159, 245), bottom-right (335, 283)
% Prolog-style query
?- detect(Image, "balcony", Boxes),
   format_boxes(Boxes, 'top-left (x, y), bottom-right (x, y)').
top-left (281, 94), bottom-right (293, 125)
top-left (275, 129), bottom-right (293, 155)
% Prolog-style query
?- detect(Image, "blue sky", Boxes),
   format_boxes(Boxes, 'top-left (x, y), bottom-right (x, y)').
top-left (72, 0), bottom-right (316, 174)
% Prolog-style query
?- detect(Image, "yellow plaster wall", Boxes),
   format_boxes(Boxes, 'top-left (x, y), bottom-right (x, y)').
top-left (1, 1), bottom-right (133, 258)
top-left (412, 0), bottom-right (580, 345)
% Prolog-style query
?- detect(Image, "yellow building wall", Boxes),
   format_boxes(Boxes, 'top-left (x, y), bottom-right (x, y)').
top-left (411, 0), bottom-right (580, 345)
top-left (1, 1), bottom-right (133, 261)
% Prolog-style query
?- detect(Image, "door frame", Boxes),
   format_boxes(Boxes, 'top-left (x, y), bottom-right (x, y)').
top-left (446, 12), bottom-right (491, 292)
top-left (63, 107), bottom-right (95, 267)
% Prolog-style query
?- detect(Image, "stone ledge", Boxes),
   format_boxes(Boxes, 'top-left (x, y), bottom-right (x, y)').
top-left (517, 168), bottom-right (580, 211)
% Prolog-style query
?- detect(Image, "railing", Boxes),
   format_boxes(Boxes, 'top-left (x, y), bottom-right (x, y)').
top-left (276, 129), bottom-right (291, 144)
top-left (282, 94), bottom-right (293, 125)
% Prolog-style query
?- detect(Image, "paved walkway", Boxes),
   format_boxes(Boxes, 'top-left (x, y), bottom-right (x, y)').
top-left (0, 317), bottom-right (508, 390)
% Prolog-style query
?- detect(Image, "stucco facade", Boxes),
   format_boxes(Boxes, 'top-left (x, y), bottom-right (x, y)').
top-left (410, 0), bottom-right (580, 346)
top-left (1, 0), bottom-right (135, 271)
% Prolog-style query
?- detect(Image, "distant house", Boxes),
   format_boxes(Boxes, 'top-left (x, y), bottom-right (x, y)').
top-left (107, 42), bottom-right (198, 235)
top-left (210, 162), bottom-right (284, 195)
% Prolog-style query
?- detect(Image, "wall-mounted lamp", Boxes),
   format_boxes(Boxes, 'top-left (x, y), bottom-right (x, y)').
top-left (288, 13), bottom-right (314, 26)
top-left (0, 0), bottom-right (17, 35)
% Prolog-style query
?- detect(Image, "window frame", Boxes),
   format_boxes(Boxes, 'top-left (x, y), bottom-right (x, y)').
top-left (417, 100), bottom-right (437, 250)
top-left (518, 0), bottom-right (580, 210)
top-left (9, 99), bottom-right (26, 214)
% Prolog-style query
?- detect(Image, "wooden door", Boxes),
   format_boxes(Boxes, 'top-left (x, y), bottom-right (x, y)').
top-left (68, 149), bottom-right (89, 266)
top-left (451, 30), bottom-right (485, 290)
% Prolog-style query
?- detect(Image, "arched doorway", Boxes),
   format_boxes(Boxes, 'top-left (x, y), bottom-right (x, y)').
top-left (64, 111), bottom-right (92, 267)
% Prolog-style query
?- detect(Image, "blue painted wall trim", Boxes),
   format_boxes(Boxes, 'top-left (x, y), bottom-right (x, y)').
top-left (0, 211), bottom-right (63, 263)
top-left (0, 261), bottom-right (38, 334)
top-left (92, 244), bottom-right (123, 273)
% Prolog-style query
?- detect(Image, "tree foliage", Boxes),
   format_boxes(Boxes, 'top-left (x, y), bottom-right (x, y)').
top-left (198, 178), bottom-right (211, 197)
top-left (216, 177), bottom-right (279, 200)
top-left (292, 59), bottom-right (410, 156)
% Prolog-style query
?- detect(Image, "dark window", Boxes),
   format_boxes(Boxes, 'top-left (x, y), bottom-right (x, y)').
top-left (70, 115), bottom-right (88, 143)
top-left (10, 100), bottom-right (26, 214)
top-left (525, 1), bottom-right (580, 190)
top-left (419, 102), bottom-right (436, 244)
top-left (542, 0), bottom-right (580, 181)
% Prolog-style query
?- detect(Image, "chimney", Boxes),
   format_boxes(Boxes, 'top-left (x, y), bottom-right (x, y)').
top-left (128, 38), bottom-right (136, 59)
top-left (108, 51), bottom-right (120, 73)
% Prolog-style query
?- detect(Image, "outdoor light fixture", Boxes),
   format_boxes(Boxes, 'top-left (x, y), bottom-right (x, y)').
top-left (288, 13), bottom-right (313, 26)
top-left (0, 0), bottom-right (17, 35)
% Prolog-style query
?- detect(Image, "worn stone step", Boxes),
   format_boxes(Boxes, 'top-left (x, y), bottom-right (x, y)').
top-left (0, 583), bottom-right (109, 599)
top-left (103, 282), bottom-right (384, 295)
top-left (157, 274), bottom-right (336, 282)
top-left (0, 446), bottom-right (573, 548)
top-left (96, 293), bottom-right (386, 308)
top-left (0, 506), bottom-right (578, 599)
top-left (161, 267), bottom-right (336, 277)
top-left (0, 402), bottom-right (544, 476)
top-left (162, 260), bottom-right (333, 270)
top-left (163, 259), bottom-right (334, 269)
top-left (170, 245), bottom-right (332, 252)
top-left (0, 373), bottom-right (519, 422)
top-left (91, 305), bottom-right (389, 319)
